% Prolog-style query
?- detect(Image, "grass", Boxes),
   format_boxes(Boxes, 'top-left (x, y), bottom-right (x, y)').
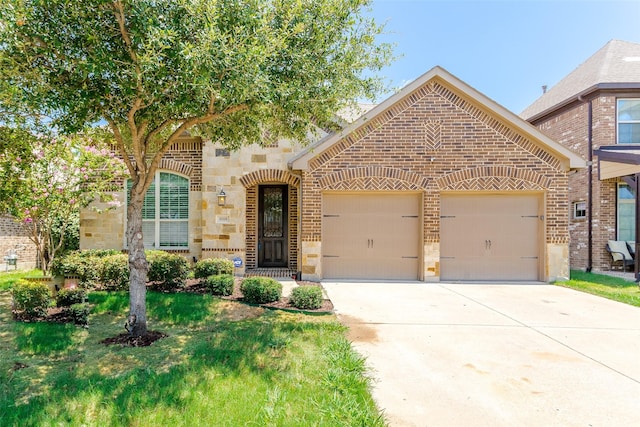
top-left (0, 279), bottom-right (386, 426)
top-left (555, 270), bottom-right (640, 308)
top-left (0, 269), bottom-right (43, 291)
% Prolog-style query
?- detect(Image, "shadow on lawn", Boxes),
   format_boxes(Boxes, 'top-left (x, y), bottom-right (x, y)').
top-left (2, 303), bottom-right (338, 426)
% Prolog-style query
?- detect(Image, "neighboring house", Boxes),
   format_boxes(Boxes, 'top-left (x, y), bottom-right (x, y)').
top-left (522, 39), bottom-right (640, 273)
top-left (82, 66), bottom-right (584, 282)
top-left (0, 215), bottom-right (37, 271)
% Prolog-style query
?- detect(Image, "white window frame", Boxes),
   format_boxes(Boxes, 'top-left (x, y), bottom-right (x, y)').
top-left (573, 201), bottom-right (587, 220)
top-left (617, 98), bottom-right (640, 144)
top-left (125, 171), bottom-right (190, 249)
top-left (617, 183), bottom-right (635, 241)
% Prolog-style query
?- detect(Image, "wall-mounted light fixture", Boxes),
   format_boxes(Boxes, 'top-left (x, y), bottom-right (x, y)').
top-left (217, 187), bottom-right (226, 206)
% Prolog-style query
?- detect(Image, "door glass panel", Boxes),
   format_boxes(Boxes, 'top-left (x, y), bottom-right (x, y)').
top-left (263, 187), bottom-right (283, 237)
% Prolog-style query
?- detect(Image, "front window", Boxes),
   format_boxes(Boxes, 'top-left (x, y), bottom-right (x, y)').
top-left (127, 172), bottom-right (189, 248)
top-left (617, 99), bottom-right (640, 144)
top-left (617, 183), bottom-right (635, 241)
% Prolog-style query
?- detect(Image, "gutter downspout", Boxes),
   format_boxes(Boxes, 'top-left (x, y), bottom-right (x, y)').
top-left (587, 99), bottom-right (593, 272)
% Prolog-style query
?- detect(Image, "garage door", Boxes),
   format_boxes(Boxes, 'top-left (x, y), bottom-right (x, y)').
top-left (322, 193), bottom-right (420, 280)
top-left (440, 194), bottom-right (542, 281)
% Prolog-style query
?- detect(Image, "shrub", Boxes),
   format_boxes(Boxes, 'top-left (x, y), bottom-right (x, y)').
top-left (194, 258), bottom-right (234, 279)
top-left (56, 288), bottom-right (87, 307)
top-left (290, 285), bottom-right (324, 310)
top-left (204, 274), bottom-right (235, 296)
top-left (12, 279), bottom-right (51, 318)
top-left (146, 250), bottom-right (189, 291)
top-left (240, 277), bottom-right (282, 304)
top-left (51, 249), bottom-right (120, 288)
top-left (67, 303), bottom-right (90, 325)
top-left (100, 253), bottom-right (129, 291)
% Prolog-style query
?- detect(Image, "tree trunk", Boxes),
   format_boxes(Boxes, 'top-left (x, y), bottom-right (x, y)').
top-left (126, 181), bottom-right (149, 337)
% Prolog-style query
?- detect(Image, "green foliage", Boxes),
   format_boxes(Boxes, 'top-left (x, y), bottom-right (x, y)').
top-left (67, 303), bottom-right (90, 325)
top-left (240, 277), bottom-right (282, 304)
top-left (55, 288), bottom-right (86, 307)
top-left (147, 250), bottom-right (189, 291)
top-left (290, 285), bottom-right (324, 310)
top-left (50, 250), bottom-right (120, 288)
top-left (556, 270), bottom-right (640, 308)
top-left (0, 133), bottom-right (126, 274)
top-left (194, 258), bottom-right (234, 279)
top-left (12, 279), bottom-right (51, 318)
top-left (51, 210), bottom-right (80, 253)
top-left (204, 274), bottom-right (235, 296)
top-left (99, 253), bottom-right (130, 291)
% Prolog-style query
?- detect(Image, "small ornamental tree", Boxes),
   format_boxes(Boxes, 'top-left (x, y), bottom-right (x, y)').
top-left (0, 133), bottom-right (126, 274)
top-left (0, 0), bottom-right (392, 336)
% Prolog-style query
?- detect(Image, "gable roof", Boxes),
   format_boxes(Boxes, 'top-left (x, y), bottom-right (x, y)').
top-left (289, 66), bottom-right (585, 170)
top-left (521, 39), bottom-right (640, 121)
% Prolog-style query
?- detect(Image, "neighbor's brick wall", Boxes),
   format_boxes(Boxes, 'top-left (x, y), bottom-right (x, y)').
top-left (533, 95), bottom-right (618, 271)
top-left (300, 79), bottom-right (571, 280)
top-left (0, 215), bottom-right (37, 269)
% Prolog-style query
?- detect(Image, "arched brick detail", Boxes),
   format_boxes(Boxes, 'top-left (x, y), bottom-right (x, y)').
top-left (319, 166), bottom-right (428, 190)
top-left (436, 166), bottom-right (551, 191)
top-left (158, 158), bottom-right (193, 177)
top-left (239, 169), bottom-right (300, 188)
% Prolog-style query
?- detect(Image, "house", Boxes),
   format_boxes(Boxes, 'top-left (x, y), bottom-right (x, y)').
top-left (522, 40), bottom-right (640, 273)
top-left (81, 66), bottom-right (584, 282)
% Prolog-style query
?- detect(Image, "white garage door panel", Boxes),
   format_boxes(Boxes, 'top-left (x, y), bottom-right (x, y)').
top-left (323, 193), bottom-right (420, 280)
top-left (440, 194), bottom-right (541, 281)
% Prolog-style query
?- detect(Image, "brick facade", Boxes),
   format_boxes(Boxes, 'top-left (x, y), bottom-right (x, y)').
top-left (297, 77), bottom-right (573, 281)
top-left (0, 215), bottom-right (38, 270)
top-left (532, 94), bottom-right (625, 271)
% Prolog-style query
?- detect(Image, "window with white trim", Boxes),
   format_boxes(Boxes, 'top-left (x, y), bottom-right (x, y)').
top-left (573, 201), bottom-right (586, 219)
top-left (126, 171), bottom-right (189, 248)
top-left (617, 183), bottom-right (635, 241)
top-left (617, 99), bottom-right (640, 144)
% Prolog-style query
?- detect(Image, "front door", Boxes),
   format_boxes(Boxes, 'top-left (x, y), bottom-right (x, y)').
top-left (258, 185), bottom-right (288, 267)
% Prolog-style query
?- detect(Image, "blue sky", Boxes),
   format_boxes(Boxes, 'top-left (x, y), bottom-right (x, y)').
top-left (369, 0), bottom-right (640, 114)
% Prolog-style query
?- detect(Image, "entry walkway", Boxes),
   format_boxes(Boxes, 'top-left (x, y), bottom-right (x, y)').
top-left (323, 281), bottom-right (640, 427)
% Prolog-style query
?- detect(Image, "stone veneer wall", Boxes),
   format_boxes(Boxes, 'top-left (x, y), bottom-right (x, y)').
top-left (0, 215), bottom-right (37, 270)
top-left (532, 94), bottom-right (619, 272)
top-left (299, 79), bottom-right (571, 282)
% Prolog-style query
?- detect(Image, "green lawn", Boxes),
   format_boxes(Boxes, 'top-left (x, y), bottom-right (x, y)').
top-left (556, 270), bottom-right (640, 308)
top-left (0, 273), bottom-right (385, 427)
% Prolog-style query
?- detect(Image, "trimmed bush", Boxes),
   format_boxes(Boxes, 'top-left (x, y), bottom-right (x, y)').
top-left (146, 250), bottom-right (189, 291)
top-left (51, 249), bottom-right (120, 289)
top-left (240, 277), bottom-right (282, 304)
top-left (12, 279), bottom-right (51, 318)
top-left (100, 253), bottom-right (129, 291)
top-left (56, 288), bottom-right (87, 307)
top-left (290, 285), bottom-right (324, 310)
top-left (204, 274), bottom-right (235, 296)
top-left (194, 258), bottom-right (234, 279)
top-left (67, 303), bottom-right (90, 325)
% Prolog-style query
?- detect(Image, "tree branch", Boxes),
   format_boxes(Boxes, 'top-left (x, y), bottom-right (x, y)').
top-left (106, 117), bottom-right (135, 177)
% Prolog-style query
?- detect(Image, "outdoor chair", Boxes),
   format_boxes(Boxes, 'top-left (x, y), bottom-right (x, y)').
top-left (606, 240), bottom-right (634, 271)
top-left (626, 241), bottom-right (636, 259)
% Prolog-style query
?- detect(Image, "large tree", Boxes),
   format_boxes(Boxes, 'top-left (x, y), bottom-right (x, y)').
top-left (0, 0), bottom-right (392, 336)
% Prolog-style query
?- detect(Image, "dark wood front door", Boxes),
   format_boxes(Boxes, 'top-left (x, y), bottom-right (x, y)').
top-left (258, 185), bottom-right (288, 267)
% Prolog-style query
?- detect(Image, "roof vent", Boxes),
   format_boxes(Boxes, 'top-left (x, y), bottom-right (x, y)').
top-left (542, 85), bottom-right (548, 94)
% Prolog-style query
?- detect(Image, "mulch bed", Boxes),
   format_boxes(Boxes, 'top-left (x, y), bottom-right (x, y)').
top-left (172, 278), bottom-right (334, 313)
top-left (100, 330), bottom-right (168, 347)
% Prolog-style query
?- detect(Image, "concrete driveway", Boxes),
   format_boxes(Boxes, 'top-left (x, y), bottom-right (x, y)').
top-left (322, 281), bottom-right (640, 427)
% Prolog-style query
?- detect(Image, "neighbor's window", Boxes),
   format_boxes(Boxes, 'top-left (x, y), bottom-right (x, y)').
top-left (126, 171), bottom-right (189, 248)
top-left (617, 183), bottom-right (635, 241)
top-left (617, 99), bottom-right (640, 144)
top-left (573, 201), bottom-right (587, 219)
